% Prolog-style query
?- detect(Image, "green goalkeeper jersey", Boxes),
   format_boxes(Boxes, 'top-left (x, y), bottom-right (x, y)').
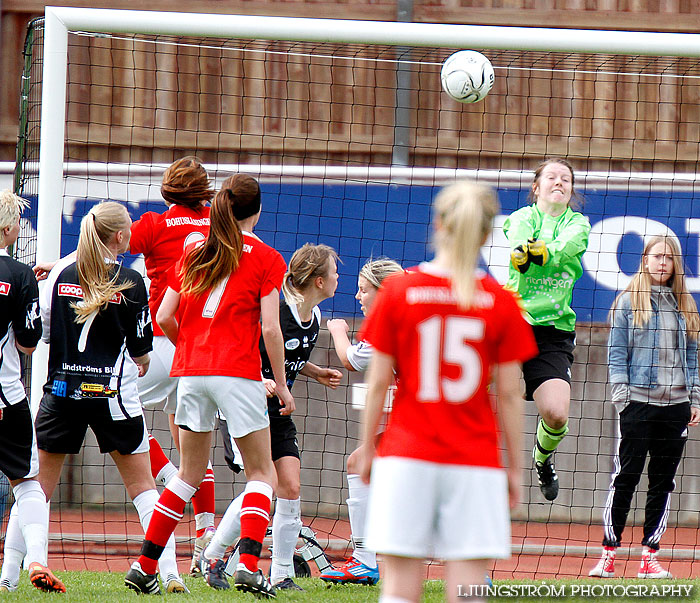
top-left (503, 204), bottom-right (590, 332)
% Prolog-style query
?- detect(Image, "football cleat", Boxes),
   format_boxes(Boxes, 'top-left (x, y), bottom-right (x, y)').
top-left (319, 557), bottom-right (380, 585)
top-left (28, 562), bottom-right (66, 593)
top-left (164, 575), bottom-right (190, 593)
top-left (588, 547), bottom-right (616, 578)
top-left (200, 555), bottom-right (230, 590)
top-left (533, 449), bottom-right (559, 501)
top-left (190, 527), bottom-right (216, 577)
top-left (0, 578), bottom-right (18, 592)
top-left (274, 577), bottom-right (304, 591)
top-left (234, 565), bottom-right (276, 598)
top-left (125, 561), bottom-right (161, 595)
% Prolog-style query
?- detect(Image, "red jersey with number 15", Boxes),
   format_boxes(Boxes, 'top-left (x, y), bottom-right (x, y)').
top-left (169, 231), bottom-right (286, 380)
top-left (130, 204), bottom-right (210, 336)
top-left (360, 263), bottom-right (537, 468)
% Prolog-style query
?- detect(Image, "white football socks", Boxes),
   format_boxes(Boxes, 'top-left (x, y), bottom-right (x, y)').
top-left (347, 473), bottom-right (376, 568)
top-left (270, 497), bottom-right (302, 584)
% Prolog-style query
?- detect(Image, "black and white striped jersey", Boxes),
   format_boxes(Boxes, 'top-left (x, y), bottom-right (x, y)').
top-left (40, 256), bottom-right (152, 417)
top-left (0, 250), bottom-right (41, 407)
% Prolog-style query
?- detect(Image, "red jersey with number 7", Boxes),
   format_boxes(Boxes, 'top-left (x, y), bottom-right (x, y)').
top-left (168, 231), bottom-right (286, 380)
top-left (360, 263), bottom-right (537, 468)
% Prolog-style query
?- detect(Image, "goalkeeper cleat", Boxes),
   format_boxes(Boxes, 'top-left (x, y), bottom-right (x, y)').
top-left (533, 450), bottom-right (559, 501)
top-left (638, 549), bottom-right (672, 579)
top-left (527, 238), bottom-right (549, 266)
top-left (319, 557), bottom-right (380, 585)
top-left (164, 575), bottom-right (190, 594)
top-left (588, 547), bottom-right (616, 578)
top-left (190, 526), bottom-right (216, 577)
top-left (510, 245), bottom-right (531, 274)
top-left (28, 562), bottom-right (66, 593)
top-left (234, 565), bottom-right (276, 598)
top-left (125, 561), bottom-right (161, 595)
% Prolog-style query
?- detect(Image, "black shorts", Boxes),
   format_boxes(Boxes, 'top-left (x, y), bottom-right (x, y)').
top-left (219, 398), bottom-right (300, 472)
top-left (0, 399), bottom-right (37, 481)
top-left (522, 325), bottom-right (575, 401)
top-left (35, 393), bottom-right (147, 455)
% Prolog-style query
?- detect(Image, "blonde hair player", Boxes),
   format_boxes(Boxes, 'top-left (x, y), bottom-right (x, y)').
top-left (356, 180), bottom-right (536, 603)
top-left (0, 191), bottom-right (64, 593)
top-left (126, 174), bottom-right (289, 598)
top-left (30, 202), bottom-right (184, 590)
top-left (589, 236), bottom-right (700, 580)
top-left (206, 243), bottom-right (342, 591)
top-left (503, 158), bottom-right (590, 501)
top-left (320, 257), bottom-right (402, 585)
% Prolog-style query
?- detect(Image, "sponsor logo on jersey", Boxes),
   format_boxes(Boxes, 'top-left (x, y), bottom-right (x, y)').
top-left (51, 379), bottom-right (67, 397)
top-left (165, 216), bottom-right (210, 227)
top-left (285, 338), bottom-right (300, 350)
top-left (58, 284), bottom-right (122, 303)
top-left (0, 281), bottom-right (10, 296)
top-left (242, 243), bottom-right (253, 254)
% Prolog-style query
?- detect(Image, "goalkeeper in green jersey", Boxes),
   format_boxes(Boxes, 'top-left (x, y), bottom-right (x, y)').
top-left (503, 158), bottom-right (590, 501)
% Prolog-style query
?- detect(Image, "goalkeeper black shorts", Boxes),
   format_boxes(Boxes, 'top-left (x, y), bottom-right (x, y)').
top-left (522, 325), bottom-right (575, 401)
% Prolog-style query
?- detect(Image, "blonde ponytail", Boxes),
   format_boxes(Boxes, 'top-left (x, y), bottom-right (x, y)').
top-left (281, 243), bottom-right (338, 305)
top-left (73, 202), bottom-right (132, 323)
top-left (433, 180), bottom-right (499, 308)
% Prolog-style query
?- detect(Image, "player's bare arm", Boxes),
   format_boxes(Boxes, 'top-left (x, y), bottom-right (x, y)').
top-left (358, 350), bottom-right (394, 484)
top-left (261, 288), bottom-right (295, 415)
top-left (156, 287), bottom-right (181, 345)
top-left (494, 361), bottom-right (525, 510)
top-left (300, 362), bottom-right (342, 388)
top-left (327, 318), bottom-right (356, 371)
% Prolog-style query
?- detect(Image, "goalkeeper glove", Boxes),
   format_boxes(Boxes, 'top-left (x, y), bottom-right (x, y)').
top-left (527, 238), bottom-right (549, 266)
top-left (510, 245), bottom-right (530, 274)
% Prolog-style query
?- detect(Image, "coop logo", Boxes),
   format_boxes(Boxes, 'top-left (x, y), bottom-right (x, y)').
top-left (58, 284), bottom-right (122, 303)
top-left (0, 281), bottom-right (10, 296)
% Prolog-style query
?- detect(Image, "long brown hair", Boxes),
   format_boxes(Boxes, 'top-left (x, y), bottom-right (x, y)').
top-left (433, 180), bottom-right (499, 308)
top-left (160, 156), bottom-right (214, 209)
top-left (179, 174), bottom-right (260, 296)
top-left (612, 235), bottom-right (700, 338)
top-left (73, 202), bottom-right (132, 323)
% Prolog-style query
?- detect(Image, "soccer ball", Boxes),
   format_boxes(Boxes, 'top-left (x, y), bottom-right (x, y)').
top-left (440, 50), bottom-right (494, 104)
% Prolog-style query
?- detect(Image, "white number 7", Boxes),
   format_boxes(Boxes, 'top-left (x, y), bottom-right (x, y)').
top-left (417, 315), bottom-right (484, 404)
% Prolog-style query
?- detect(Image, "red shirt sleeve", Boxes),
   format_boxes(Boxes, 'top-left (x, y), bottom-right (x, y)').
top-left (129, 212), bottom-right (155, 256)
top-left (260, 249), bottom-right (286, 298)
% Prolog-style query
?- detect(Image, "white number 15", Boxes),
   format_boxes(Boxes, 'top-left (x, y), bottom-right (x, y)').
top-left (417, 315), bottom-right (484, 403)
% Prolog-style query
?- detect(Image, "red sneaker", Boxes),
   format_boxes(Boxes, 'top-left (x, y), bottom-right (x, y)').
top-left (588, 547), bottom-right (615, 578)
top-left (638, 549), bottom-right (672, 579)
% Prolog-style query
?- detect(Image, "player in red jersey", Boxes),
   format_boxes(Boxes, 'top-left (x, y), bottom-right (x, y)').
top-left (126, 174), bottom-right (290, 599)
top-left (357, 181), bottom-right (538, 603)
top-left (129, 157), bottom-right (217, 576)
top-left (34, 157), bottom-right (216, 584)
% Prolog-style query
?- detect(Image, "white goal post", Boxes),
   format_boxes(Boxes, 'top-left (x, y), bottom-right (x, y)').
top-left (33, 6), bottom-right (700, 403)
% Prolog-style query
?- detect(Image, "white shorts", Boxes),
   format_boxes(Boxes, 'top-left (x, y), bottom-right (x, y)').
top-left (366, 456), bottom-right (510, 560)
top-left (175, 376), bottom-right (269, 436)
top-left (138, 336), bottom-right (178, 413)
